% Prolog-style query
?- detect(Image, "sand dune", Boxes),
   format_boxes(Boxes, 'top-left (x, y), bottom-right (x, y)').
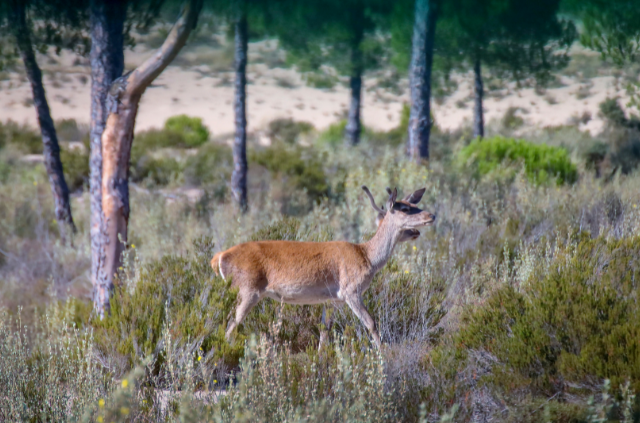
top-left (0, 43), bottom-right (633, 137)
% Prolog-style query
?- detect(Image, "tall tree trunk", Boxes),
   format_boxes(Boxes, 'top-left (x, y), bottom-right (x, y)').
top-left (345, 63), bottom-right (363, 147)
top-left (473, 56), bottom-right (484, 139)
top-left (90, 0), bottom-right (125, 318)
top-left (407, 0), bottom-right (439, 163)
top-left (11, 1), bottom-right (76, 241)
top-left (96, 0), bottom-right (202, 316)
top-left (345, 72), bottom-right (363, 146)
top-left (345, 23), bottom-right (364, 147)
top-left (231, 10), bottom-right (248, 212)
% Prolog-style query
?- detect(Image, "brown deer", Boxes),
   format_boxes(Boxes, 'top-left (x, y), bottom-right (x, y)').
top-left (211, 186), bottom-right (435, 346)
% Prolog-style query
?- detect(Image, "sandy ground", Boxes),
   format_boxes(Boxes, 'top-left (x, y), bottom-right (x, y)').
top-left (0, 40), bottom-right (633, 137)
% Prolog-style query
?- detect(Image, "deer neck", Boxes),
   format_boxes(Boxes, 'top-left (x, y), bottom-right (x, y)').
top-left (362, 218), bottom-right (401, 272)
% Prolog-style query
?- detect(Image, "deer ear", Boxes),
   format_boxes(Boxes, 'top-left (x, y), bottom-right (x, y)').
top-left (403, 188), bottom-right (426, 204)
top-left (386, 187), bottom-right (397, 212)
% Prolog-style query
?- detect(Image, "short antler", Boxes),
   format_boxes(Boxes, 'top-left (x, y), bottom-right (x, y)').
top-left (361, 186), bottom-right (385, 213)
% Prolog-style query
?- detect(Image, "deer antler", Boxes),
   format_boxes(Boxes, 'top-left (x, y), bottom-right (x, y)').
top-left (362, 186), bottom-right (385, 213)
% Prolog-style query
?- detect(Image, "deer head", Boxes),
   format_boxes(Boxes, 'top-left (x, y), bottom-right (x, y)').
top-left (362, 186), bottom-right (432, 242)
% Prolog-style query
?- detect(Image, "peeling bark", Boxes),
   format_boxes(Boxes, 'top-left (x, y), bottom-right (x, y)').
top-left (231, 11), bottom-right (248, 212)
top-left (408, 0), bottom-right (439, 163)
top-left (96, 0), bottom-right (203, 316)
top-left (473, 56), bottom-right (484, 139)
top-left (11, 1), bottom-right (76, 240)
top-left (90, 0), bottom-right (125, 318)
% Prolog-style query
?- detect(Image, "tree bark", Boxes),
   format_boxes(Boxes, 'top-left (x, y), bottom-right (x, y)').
top-left (407, 0), bottom-right (439, 163)
top-left (11, 1), bottom-right (76, 241)
top-left (473, 56), bottom-right (484, 139)
top-left (90, 0), bottom-right (126, 318)
top-left (231, 11), bottom-right (248, 212)
top-left (96, 0), bottom-right (202, 316)
top-left (345, 24), bottom-right (364, 147)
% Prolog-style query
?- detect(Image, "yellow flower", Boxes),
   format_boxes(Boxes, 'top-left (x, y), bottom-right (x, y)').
top-left (214, 380), bottom-right (218, 384)
top-left (120, 407), bottom-right (130, 416)
top-left (121, 379), bottom-right (128, 388)
top-left (131, 244), bottom-right (135, 248)
top-left (198, 356), bottom-right (202, 361)
top-left (97, 417), bottom-right (103, 423)
top-left (412, 246), bottom-right (417, 251)
top-left (404, 270), bottom-right (409, 274)
top-left (99, 398), bottom-right (105, 408)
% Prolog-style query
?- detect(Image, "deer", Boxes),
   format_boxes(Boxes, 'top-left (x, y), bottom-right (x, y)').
top-left (211, 186), bottom-right (436, 347)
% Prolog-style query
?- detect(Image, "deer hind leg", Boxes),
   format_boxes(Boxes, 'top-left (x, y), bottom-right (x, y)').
top-left (345, 295), bottom-right (381, 348)
top-left (225, 289), bottom-right (262, 340)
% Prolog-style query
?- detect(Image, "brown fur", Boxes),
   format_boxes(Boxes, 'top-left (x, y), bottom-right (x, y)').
top-left (211, 187), bottom-right (435, 347)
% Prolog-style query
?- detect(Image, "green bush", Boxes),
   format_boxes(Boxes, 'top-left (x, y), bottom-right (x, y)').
top-left (267, 118), bottom-right (314, 145)
top-left (92, 238), bottom-right (243, 371)
top-left (131, 155), bottom-right (184, 186)
top-left (164, 115), bottom-right (210, 147)
top-left (184, 143), bottom-right (232, 187)
top-left (0, 120), bottom-right (42, 154)
top-left (458, 136), bottom-right (578, 185)
top-left (456, 234), bottom-right (640, 396)
top-left (250, 144), bottom-right (329, 203)
top-left (60, 147), bottom-right (89, 191)
top-left (316, 120), bottom-right (347, 147)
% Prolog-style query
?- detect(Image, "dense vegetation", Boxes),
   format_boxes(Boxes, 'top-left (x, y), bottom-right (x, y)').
top-left (1, 97), bottom-right (640, 420)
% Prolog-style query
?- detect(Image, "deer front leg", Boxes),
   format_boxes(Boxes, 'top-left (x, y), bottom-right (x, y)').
top-left (345, 295), bottom-right (381, 347)
top-left (226, 290), bottom-right (261, 340)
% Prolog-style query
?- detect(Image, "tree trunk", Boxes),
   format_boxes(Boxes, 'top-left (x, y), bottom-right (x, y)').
top-left (90, 0), bottom-right (126, 318)
top-left (11, 1), bottom-right (76, 241)
top-left (345, 66), bottom-right (363, 146)
top-left (231, 11), bottom-right (248, 212)
top-left (345, 24), bottom-right (364, 147)
top-left (407, 0), bottom-right (439, 163)
top-left (96, 0), bottom-right (202, 316)
top-left (473, 56), bottom-right (484, 139)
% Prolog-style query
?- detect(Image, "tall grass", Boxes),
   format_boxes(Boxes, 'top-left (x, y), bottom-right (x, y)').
top-left (1, 112), bottom-right (640, 421)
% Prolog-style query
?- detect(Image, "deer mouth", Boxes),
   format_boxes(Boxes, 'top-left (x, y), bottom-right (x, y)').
top-left (406, 229), bottom-right (420, 239)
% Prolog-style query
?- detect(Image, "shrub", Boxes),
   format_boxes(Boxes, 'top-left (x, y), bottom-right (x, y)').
top-left (0, 309), bottom-right (107, 422)
top-left (267, 118), bottom-right (314, 145)
top-left (54, 118), bottom-right (87, 142)
top-left (0, 120), bottom-right (42, 154)
top-left (316, 120), bottom-right (347, 147)
top-left (250, 144), bottom-right (329, 203)
top-left (164, 115), bottom-right (210, 147)
top-left (183, 142), bottom-right (232, 187)
top-left (92, 238), bottom-right (243, 372)
top-left (60, 147), bottom-right (89, 191)
top-left (131, 155), bottom-right (184, 186)
top-left (455, 234), bottom-right (640, 397)
top-left (458, 136), bottom-right (578, 185)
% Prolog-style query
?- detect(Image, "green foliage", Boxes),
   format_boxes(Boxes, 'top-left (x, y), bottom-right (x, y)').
top-left (183, 142), bottom-right (232, 187)
top-left (0, 120), bottom-right (42, 154)
top-left (164, 115), bottom-right (210, 148)
top-left (132, 155), bottom-right (184, 186)
top-left (267, 118), bottom-right (314, 145)
top-left (0, 308), bottom-right (107, 422)
top-left (92, 238), bottom-right (243, 371)
top-left (458, 136), bottom-right (578, 185)
top-left (316, 120), bottom-right (347, 147)
top-left (60, 147), bottom-right (89, 191)
top-left (598, 98), bottom-right (640, 174)
top-left (457, 235), bottom-right (640, 395)
top-left (250, 143), bottom-right (329, 203)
